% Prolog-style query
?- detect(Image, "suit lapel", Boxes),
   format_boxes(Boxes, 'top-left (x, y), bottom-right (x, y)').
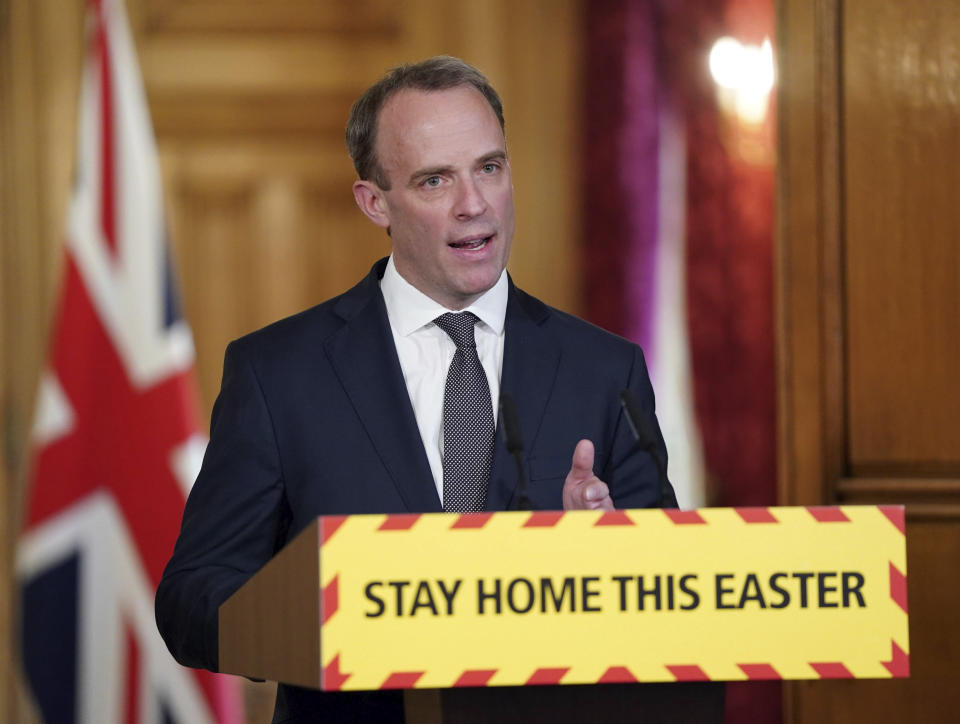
top-left (324, 262), bottom-right (442, 513)
top-left (486, 283), bottom-right (561, 511)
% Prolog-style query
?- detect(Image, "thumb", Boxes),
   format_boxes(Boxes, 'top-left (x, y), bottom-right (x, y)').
top-left (569, 439), bottom-right (595, 482)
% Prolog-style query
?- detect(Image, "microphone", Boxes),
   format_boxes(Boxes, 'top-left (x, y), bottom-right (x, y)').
top-left (499, 393), bottom-right (533, 511)
top-left (618, 389), bottom-right (670, 507)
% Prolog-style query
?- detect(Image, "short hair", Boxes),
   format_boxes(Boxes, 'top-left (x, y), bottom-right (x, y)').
top-left (346, 56), bottom-right (505, 189)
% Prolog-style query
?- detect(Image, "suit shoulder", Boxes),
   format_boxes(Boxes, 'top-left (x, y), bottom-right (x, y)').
top-left (225, 271), bottom-right (382, 372)
top-left (228, 298), bottom-right (342, 359)
top-left (230, 260), bottom-right (385, 360)
top-left (514, 286), bottom-right (640, 356)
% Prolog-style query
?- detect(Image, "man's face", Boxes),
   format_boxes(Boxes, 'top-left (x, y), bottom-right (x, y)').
top-left (354, 86), bottom-right (515, 310)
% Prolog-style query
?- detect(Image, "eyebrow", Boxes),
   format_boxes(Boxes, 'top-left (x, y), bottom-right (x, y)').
top-left (407, 150), bottom-right (508, 187)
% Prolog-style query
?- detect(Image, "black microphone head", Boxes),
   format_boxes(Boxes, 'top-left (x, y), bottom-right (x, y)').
top-left (499, 393), bottom-right (524, 454)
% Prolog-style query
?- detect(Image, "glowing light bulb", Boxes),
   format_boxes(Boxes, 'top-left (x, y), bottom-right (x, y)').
top-left (709, 36), bottom-right (776, 125)
top-left (709, 37), bottom-right (745, 90)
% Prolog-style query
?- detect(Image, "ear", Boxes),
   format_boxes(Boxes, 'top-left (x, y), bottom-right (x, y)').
top-left (352, 180), bottom-right (390, 229)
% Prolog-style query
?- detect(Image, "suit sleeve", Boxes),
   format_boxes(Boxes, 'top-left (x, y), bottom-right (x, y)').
top-left (604, 345), bottom-right (679, 509)
top-left (155, 339), bottom-right (290, 671)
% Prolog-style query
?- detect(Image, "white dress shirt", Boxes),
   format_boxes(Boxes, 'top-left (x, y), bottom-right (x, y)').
top-left (379, 255), bottom-right (507, 504)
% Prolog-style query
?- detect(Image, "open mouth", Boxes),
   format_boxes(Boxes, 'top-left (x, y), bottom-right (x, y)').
top-left (449, 235), bottom-right (493, 250)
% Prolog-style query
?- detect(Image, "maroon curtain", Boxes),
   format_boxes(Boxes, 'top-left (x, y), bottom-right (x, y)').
top-left (583, 1), bottom-right (779, 722)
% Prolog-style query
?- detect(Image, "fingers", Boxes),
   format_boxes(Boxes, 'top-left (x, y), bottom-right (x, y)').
top-left (569, 439), bottom-right (596, 482)
top-left (582, 480), bottom-right (614, 510)
top-left (562, 439), bottom-right (615, 511)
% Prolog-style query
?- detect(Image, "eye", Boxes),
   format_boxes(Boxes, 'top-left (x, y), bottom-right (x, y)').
top-left (481, 162), bottom-right (499, 174)
top-left (422, 175), bottom-right (442, 188)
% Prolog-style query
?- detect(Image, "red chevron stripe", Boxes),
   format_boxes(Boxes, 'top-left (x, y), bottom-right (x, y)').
top-left (666, 665), bottom-right (710, 681)
top-left (663, 510), bottom-right (707, 525)
top-left (453, 669), bottom-right (497, 687)
top-left (878, 506), bottom-right (906, 535)
top-left (809, 662), bottom-right (854, 678)
top-left (321, 575), bottom-right (338, 625)
top-left (526, 667), bottom-right (569, 685)
top-left (738, 663), bottom-right (781, 680)
top-left (322, 653), bottom-right (350, 691)
top-left (806, 507), bottom-right (850, 522)
top-left (523, 511), bottom-right (565, 528)
top-left (598, 666), bottom-right (637, 683)
top-left (321, 516), bottom-right (348, 545)
top-left (882, 640), bottom-right (910, 677)
top-left (595, 511), bottom-right (635, 526)
top-left (451, 513), bottom-right (494, 529)
top-left (378, 514), bottom-right (421, 531)
top-left (889, 562), bottom-right (909, 613)
top-left (735, 507), bottom-right (778, 523)
top-left (381, 671), bottom-right (424, 689)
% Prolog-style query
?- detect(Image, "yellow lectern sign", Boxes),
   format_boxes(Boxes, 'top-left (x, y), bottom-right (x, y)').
top-left (317, 506), bottom-right (908, 690)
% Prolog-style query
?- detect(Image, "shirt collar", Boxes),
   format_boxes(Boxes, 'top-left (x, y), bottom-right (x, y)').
top-left (380, 254), bottom-right (508, 336)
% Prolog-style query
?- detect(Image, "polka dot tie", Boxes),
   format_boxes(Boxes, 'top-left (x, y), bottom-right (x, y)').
top-left (434, 312), bottom-right (494, 512)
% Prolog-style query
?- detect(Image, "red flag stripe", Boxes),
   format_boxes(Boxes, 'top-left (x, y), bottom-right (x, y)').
top-left (124, 625), bottom-right (140, 724)
top-left (26, 260), bottom-right (194, 585)
top-left (96, 0), bottom-right (117, 256)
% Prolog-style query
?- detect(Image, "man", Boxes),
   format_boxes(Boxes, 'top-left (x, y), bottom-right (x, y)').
top-left (157, 56), bottom-right (676, 723)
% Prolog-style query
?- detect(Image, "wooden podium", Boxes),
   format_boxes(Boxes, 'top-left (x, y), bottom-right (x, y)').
top-left (218, 518), bottom-right (723, 723)
top-left (217, 505), bottom-right (907, 720)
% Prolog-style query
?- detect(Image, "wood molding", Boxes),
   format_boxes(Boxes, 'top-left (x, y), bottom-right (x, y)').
top-left (776, 0), bottom-right (843, 507)
top-left (149, 90), bottom-right (358, 137)
top-left (837, 478), bottom-right (960, 516)
top-left (135, 0), bottom-right (399, 36)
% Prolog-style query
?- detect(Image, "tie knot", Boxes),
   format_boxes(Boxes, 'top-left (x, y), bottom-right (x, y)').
top-left (434, 312), bottom-right (479, 348)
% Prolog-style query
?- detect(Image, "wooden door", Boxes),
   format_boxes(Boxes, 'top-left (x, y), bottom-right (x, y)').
top-left (778, 1), bottom-right (960, 721)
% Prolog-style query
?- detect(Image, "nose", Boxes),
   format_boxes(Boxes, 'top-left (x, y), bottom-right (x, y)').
top-left (453, 177), bottom-right (487, 220)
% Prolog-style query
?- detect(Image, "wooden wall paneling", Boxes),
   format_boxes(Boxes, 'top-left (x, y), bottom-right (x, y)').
top-left (502, 0), bottom-right (583, 316)
top-left (162, 138), bottom-right (391, 420)
top-left (136, 0), bottom-right (400, 35)
top-left (0, 8), bottom-right (21, 722)
top-left (843, 0), bottom-right (960, 471)
top-left (1, 1), bottom-right (84, 721)
top-left (778, 0), bottom-right (960, 722)
top-left (776, 0), bottom-right (843, 510)
top-left (394, 0), bottom-right (583, 315)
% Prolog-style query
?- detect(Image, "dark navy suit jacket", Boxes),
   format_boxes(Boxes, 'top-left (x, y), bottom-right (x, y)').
top-left (156, 259), bottom-right (676, 723)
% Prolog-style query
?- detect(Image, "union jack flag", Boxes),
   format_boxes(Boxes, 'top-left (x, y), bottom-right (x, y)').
top-left (17, 1), bottom-right (242, 722)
